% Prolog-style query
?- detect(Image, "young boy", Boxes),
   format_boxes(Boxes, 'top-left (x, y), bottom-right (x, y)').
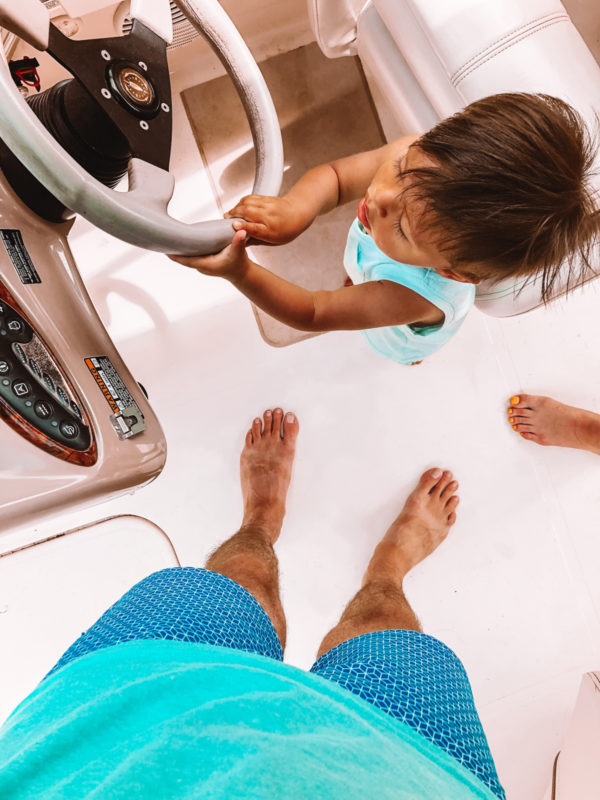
top-left (170, 93), bottom-right (598, 365)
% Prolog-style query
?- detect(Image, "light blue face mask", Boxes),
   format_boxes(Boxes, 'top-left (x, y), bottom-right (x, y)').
top-left (343, 218), bottom-right (475, 364)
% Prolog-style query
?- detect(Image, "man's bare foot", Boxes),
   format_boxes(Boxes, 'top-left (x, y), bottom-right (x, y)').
top-left (507, 394), bottom-right (600, 454)
top-left (364, 469), bottom-right (459, 585)
top-left (240, 409), bottom-right (299, 543)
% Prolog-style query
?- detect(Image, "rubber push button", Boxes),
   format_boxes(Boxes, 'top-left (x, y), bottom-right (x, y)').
top-left (12, 380), bottom-right (31, 397)
top-left (4, 316), bottom-right (32, 344)
top-left (59, 420), bottom-right (79, 439)
top-left (29, 358), bottom-right (41, 378)
top-left (0, 360), bottom-right (11, 376)
top-left (57, 386), bottom-right (69, 406)
top-left (34, 400), bottom-right (53, 420)
top-left (14, 343), bottom-right (26, 363)
top-left (42, 372), bottom-right (55, 392)
top-left (6, 318), bottom-right (24, 335)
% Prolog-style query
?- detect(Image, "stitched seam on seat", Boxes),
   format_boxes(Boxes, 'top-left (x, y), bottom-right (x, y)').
top-left (451, 13), bottom-right (570, 85)
top-left (451, 12), bottom-right (568, 81)
top-left (450, 12), bottom-right (567, 79)
top-left (453, 17), bottom-right (570, 86)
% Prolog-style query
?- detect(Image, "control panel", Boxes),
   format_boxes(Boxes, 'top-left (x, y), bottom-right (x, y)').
top-left (0, 287), bottom-right (95, 461)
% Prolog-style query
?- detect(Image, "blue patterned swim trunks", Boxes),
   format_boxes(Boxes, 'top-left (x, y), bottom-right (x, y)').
top-left (50, 567), bottom-right (505, 799)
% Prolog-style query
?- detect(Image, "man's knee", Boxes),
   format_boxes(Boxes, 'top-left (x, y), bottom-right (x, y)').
top-left (353, 582), bottom-right (407, 615)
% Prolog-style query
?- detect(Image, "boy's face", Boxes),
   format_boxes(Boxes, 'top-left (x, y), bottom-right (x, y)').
top-left (358, 147), bottom-right (477, 284)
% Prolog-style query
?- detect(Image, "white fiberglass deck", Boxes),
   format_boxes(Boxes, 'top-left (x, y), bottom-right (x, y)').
top-left (2, 26), bottom-right (600, 800)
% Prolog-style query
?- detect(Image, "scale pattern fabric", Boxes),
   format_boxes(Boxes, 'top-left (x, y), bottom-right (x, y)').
top-left (311, 630), bottom-right (505, 799)
top-left (47, 567), bottom-right (504, 798)
top-left (48, 567), bottom-right (282, 676)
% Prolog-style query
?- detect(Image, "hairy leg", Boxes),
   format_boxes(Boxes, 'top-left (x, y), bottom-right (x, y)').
top-left (206, 408), bottom-right (299, 649)
top-left (317, 468), bottom-right (459, 658)
top-left (508, 394), bottom-right (600, 453)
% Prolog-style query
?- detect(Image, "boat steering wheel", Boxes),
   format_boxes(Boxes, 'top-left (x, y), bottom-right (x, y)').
top-left (0, 0), bottom-right (283, 255)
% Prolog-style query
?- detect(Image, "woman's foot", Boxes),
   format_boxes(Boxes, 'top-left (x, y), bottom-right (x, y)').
top-left (507, 394), bottom-right (600, 454)
top-left (240, 408), bottom-right (299, 543)
top-left (364, 469), bottom-right (459, 584)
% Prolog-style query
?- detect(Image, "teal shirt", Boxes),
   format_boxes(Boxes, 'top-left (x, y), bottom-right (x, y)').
top-left (344, 219), bottom-right (475, 364)
top-left (0, 640), bottom-right (497, 799)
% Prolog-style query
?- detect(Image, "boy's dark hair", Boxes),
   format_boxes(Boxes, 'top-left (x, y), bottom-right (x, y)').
top-left (405, 93), bottom-right (599, 300)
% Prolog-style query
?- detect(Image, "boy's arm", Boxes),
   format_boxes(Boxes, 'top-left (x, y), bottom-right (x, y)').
top-left (235, 263), bottom-right (442, 331)
top-left (226, 134), bottom-right (420, 245)
top-left (169, 231), bottom-right (442, 332)
top-left (328, 133), bottom-right (420, 206)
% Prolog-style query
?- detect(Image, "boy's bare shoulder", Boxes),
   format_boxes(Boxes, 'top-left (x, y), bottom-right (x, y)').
top-left (330, 134), bottom-right (421, 205)
top-left (342, 133), bottom-right (421, 172)
top-left (386, 134), bottom-right (422, 160)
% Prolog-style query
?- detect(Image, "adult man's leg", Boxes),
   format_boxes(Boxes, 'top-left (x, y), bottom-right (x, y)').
top-left (312, 468), bottom-right (505, 798)
top-left (206, 408), bottom-right (298, 649)
top-left (47, 408), bottom-right (298, 676)
top-left (317, 468), bottom-right (458, 656)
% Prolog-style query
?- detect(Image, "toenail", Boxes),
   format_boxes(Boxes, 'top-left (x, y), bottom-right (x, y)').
top-left (265, 410), bottom-right (272, 416)
top-left (254, 418), bottom-right (260, 424)
top-left (509, 417), bottom-right (514, 423)
top-left (285, 413), bottom-right (295, 422)
top-left (507, 408), bottom-right (512, 414)
top-left (512, 425), bottom-right (517, 430)
top-left (510, 396), bottom-right (520, 405)
top-left (431, 468), bottom-right (442, 478)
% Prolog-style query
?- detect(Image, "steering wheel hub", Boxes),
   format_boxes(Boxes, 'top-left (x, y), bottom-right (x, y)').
top-left (108, 61), bottom-right (159, 117)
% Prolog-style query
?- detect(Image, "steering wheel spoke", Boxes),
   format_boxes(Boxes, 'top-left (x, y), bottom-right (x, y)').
top-left (127, 158), bottom-right (175, 208)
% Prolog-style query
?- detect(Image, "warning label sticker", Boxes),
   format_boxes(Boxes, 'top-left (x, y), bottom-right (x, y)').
top-left (85, 356), bottom-right (146, 439)
top-left (0, 229), bottom-right (41, 284)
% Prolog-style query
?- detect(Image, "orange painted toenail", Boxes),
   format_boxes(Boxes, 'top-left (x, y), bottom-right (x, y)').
top-left (512, 425), bottom-right (517, 430)
top-left (510, 396), bottom-right (520, 405)
top-left (509, 417), bottom-right (514, 423)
